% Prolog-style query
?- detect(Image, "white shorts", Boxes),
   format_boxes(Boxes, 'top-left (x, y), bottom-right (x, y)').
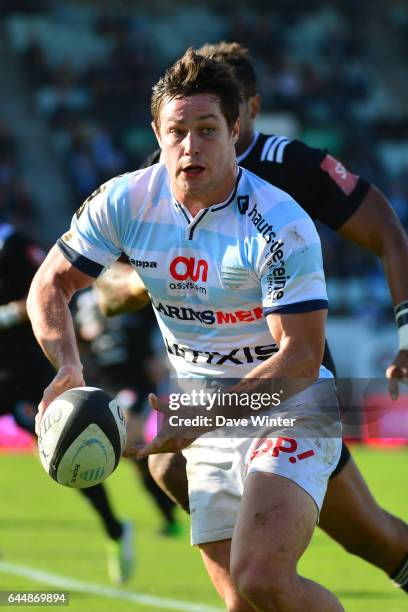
top-left (183, 381), bottom-right (342, 545)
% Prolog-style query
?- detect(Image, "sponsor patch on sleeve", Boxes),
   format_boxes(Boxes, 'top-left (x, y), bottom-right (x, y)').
top-left (320, 154), bottom-right (359, 196)
top-left (61, 230), bottom-right (73, 244)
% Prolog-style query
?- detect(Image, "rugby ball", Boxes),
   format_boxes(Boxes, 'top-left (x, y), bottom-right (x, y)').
top-left (38, 387), bottom-right (126, 488)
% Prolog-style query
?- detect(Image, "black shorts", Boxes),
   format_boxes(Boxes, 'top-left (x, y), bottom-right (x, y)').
top-left (329, 441), bottom-right (351, 479)
top-left (322, 344), bottom-right (352, 478)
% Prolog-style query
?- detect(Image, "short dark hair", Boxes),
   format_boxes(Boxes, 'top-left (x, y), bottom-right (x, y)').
top-left (197, 41), bottom-right (257, 101)
top-left (151, 47), bottom-right (241, 130)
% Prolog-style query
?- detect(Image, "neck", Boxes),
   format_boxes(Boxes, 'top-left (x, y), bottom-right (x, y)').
top-left (173, 166), bottom-right (238, 217)
top-left (235, 129), bottom-right (255, 157)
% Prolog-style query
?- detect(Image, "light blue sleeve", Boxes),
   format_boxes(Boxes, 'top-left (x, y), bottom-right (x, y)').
top-left (258, 212), bottom-right (328, 315)
top-left (59, 175), bottom-right (130, 269)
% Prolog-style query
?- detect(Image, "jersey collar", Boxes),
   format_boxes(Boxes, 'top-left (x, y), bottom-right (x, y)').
top-left (171, 166), bottom-right (243, 220)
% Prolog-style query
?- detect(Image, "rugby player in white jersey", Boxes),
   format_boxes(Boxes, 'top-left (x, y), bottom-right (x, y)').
top-left (28, 51), bottom-right (342, 612)
top-left (28, 49), bottom-right (344, 610)
top-left (97, 42), bottom-right (408, 595)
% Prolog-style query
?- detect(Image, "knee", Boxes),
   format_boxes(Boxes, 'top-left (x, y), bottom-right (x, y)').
top-left (231, 557), bottom-right (294, 610)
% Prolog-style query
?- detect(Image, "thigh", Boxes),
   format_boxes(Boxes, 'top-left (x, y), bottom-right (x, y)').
top-left (231, 471), bottom-right (318, 572)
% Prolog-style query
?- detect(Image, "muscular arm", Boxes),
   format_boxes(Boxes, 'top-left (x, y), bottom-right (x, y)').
top-left (231, 309), bottom-right (327, 403)
top-left (96, 262), bottom-right (150, 316)
top-left (27, 245), bottom-right (96, 429)
top-left (338, 185), bottom-right (408, 395)
top-left (339, 185), bottom-right (408, 305)
top-left (247, 309), bottom-right (326, 380)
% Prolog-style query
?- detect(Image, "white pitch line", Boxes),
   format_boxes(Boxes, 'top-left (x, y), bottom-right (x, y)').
top-left (0, 561), bottom-right (223, 612)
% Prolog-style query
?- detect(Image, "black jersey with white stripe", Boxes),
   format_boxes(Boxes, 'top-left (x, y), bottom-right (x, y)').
top-left (0, 223), bottom-right (52, 380)
top-left (143, 132), bottom-right (370, 231)
top-left (236, 132), bottom-right (370, 230)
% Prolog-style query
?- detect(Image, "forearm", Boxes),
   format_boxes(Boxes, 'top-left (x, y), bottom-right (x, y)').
top-left (226, 341), bottom-right (321, 409)
top-left (340, 185), bottom-right (408, 305)
top-left (380, 230), bottom-right (408, 306)
top-left (96, 266), bottom-right (150, 316)
top-left (246, 340), bottom-right (320, 381)
top-left (27, 275), bottom-right (82, 372)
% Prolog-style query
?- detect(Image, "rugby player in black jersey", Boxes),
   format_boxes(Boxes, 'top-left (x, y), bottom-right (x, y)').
top-left (96, 42), bottom-right (408, 593)
top-left (0, 221), bottom-right (134, 584)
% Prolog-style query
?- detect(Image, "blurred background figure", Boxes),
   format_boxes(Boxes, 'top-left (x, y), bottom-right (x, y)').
top-left (0, 207), bottom-right (135, 585)
top-left (73, 283), bottom-right (182, 537)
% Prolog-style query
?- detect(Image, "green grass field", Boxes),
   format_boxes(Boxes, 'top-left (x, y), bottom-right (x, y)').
top-left (0, 447), bottom-right (407, 611)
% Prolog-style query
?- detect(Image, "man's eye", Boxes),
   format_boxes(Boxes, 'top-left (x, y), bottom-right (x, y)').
top-left (202, 127), bottom-right (215, 135)
top-left (169, 128), bottom-right (184, 136)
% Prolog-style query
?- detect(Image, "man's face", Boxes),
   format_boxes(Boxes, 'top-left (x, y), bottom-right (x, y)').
top-left (153, 93), bottom-right (239, 208)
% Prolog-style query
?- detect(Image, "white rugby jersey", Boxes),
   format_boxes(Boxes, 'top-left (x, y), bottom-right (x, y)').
top-left (59, 163), bottom-right (331, 379)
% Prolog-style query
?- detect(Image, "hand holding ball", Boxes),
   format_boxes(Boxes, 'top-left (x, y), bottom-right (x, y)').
top-left (38, 387), bottom-right (126, 488)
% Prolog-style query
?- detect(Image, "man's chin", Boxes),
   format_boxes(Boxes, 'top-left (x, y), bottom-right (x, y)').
top-left (179, 178), bottom-right (208, 196)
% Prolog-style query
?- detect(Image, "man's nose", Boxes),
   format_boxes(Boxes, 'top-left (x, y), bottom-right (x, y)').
top-left (183, 132), bottom-right (200, 155)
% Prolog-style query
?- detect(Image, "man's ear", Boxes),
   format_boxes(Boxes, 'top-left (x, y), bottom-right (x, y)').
top-left (152, 121), bottom-right (162, 148)
top-left (232, 117), bottom-right (240, 144)
top-left (249, 94), bottom-right (261, 120)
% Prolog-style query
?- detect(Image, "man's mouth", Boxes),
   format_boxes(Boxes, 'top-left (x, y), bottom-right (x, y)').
top-left (181, 164), bottom-right (205, 176)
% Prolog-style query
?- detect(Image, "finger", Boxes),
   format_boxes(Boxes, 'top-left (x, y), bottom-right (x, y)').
top-left (124, 440), bottom-right (158, 459)
top-left (35, 412), bottom-right (41, 437)
top-left (34, 400), bottom-right (45, 433)
top-left (148, 393), bottom-right (159, 411)
top-left (35, 384), bottom-right (66, 435)
top-left (386, 364), bottom-right (399, 379)
top-left (123, 443), bottom-right (145, 458)
top-left (148, 393), bottom-right (170, 417)
top-left (35, 398), bottom-right (49, 435)
top-left (388, 378), bottom-right (399, 401)
top-left (386, 364), bottom-right (400, 400)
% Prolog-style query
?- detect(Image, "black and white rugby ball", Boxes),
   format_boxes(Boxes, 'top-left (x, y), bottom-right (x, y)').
top-left (38, 387), bottom-right (126, 488)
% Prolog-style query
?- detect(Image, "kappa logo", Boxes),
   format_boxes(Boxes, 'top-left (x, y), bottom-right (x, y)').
top-left (129, 258), bottom-right (157, 269)
top-left (170, 256), bottom-right (208, 282)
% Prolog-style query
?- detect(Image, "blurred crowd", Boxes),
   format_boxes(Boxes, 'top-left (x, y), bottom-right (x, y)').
top-left (0, 0), bottom-right (407, 312)
top-left (0, 121), bottom-right (37, 231)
